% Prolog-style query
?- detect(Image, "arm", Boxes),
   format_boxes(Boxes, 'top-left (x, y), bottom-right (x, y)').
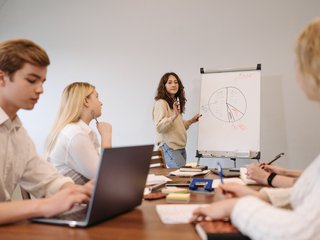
top-left (68, 132), bottom-right (101, 179)
top-left (247, 164), bottom-right (296, 187)
top-left (190, 183), bottom-right (270, 222)
top-left (153, 100), bottom-right (177, 133)
top-left (231, 193), bottom-right (320, 240)
top-left (260, 163), bottom-right (303, 178)
top-left (0, 186), bottom-right (90, 225)
top-left (184, 113), bottom-right (202, 128)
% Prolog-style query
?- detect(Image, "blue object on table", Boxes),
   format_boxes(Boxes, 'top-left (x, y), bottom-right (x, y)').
top-left (189, 178), bottom-right (213, 192)
top-left (217, 162), bottom-right (224, 184)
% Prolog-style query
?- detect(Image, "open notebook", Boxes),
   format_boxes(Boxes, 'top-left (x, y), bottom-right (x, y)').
top-left (31, 144), bottom-right (153, 227)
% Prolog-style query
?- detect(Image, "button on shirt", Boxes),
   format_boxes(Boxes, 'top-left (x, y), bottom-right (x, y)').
top-left (47, 120), bottom-right (100, 180)
top-left (0, 107), bottom-right (73, 201)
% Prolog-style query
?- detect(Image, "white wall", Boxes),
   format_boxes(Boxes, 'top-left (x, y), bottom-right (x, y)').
top-left (1, 0), bottom-right (319, 170)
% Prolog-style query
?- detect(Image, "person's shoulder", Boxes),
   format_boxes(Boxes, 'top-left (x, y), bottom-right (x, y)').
top-left (155, 99), bottom-right (169, 107)
top-left (61, 121), bottom-right (86, 136)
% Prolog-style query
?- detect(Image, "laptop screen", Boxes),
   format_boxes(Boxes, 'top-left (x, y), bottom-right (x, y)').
top-left (32, 144), bottom-right (154, 227)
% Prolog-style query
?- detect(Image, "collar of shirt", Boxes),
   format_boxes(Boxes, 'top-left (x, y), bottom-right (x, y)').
top-left (77, 119), bottom-right (94, 134)
top-left (0, 107), bottom-right (22, 130)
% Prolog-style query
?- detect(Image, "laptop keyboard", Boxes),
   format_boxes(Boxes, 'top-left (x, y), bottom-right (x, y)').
top-left (53, 204), bottom-right (88, 221)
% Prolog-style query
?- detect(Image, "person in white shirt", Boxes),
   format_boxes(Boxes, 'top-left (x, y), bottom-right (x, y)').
top-left (45, 82), bottom-right (112, 184)
top-left (0, 38), bottom-right (92, 225)
top-left (191, 18), bottom-right (320, 240)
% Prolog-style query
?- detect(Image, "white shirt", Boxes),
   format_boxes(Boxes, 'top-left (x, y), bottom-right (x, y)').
top-left (231, 154), bottom-right (320, 240)
top-left (0, 107), bottom-right (73, 201)
top-left (48, 120), bottom-right (100, 180)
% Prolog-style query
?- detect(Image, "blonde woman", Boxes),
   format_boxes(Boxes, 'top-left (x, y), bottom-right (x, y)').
top-left (191, 18), bottom-right (320, 239)
top-left (45, 82), bottom-right (112, 184)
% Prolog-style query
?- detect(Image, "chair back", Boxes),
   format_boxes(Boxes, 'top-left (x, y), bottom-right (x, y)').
top-left (150, 149), bottom-right (166, 168)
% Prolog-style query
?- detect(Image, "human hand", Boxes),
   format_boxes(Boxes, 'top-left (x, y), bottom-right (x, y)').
top-left (246, 163), bottom-right (269, 185)
top-left (261, 164), bottom-right (285, 175)
top-left (187, 113), bottom-right (202, 126)
top-left (84, 180), bottom-right (94, 194)
top-left (96, 121), bottom-right (112, 137)
top-left (173, 100), bottom-right (181, 117)
top-left (96, 122), bottom-right (112, 148)
top-left (190, 113), bottom-right (202, 124)
top-left (40, 186), bottom-right (91, 218)
top-left (190, 199), bottom-right (238, 222)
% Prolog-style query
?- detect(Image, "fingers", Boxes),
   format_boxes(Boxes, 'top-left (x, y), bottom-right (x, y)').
top-left (190, 207), bottom-right (207, 223)
top-left (84, 180), bottom-right (94, 193)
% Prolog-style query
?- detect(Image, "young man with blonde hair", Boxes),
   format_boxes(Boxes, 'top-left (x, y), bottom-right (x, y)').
top-left (0, 38), bottom-right (92, 225)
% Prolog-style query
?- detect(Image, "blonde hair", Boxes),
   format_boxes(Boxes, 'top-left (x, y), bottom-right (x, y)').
top-left (0, 38), bottom-right (49, 77)
top-left (45, 82), bottom-right (95, 158)
top-left (296, 17), bottom-right (320, 96)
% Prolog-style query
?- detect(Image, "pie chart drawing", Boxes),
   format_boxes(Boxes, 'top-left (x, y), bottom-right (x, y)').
top-left (207, 87), bottom-right (247, 122)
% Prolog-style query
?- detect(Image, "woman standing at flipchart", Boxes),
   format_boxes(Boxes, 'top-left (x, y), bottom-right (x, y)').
top-left (153, 72), bottom-right (201, 168)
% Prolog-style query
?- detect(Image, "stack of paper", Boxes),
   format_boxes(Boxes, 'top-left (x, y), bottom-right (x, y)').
top-left (169, 169), bottom-right (210, 177)
top-left (146, 174), bottom-right (172, 185)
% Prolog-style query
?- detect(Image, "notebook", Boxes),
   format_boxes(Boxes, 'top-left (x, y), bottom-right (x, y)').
top-left (31, 144), bottom-right (154, 227)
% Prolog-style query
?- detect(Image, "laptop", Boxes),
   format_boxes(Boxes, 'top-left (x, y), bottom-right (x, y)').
top-left (32, 144), bottom-right (154, 227)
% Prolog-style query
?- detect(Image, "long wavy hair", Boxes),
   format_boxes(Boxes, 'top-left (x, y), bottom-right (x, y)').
top-left (154, 72), bottom-right (186, 113)
top-left (44, 82), bottom-right (95, 158)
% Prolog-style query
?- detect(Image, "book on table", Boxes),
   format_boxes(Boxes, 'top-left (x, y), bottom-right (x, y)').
top-left (195, 220), bottom-right (251, 240)
top-left (180, 165), bottom-right (208, 172)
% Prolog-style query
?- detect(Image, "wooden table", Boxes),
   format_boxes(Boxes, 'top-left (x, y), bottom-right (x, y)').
top-left (0, 168), bottom-right (219, 240)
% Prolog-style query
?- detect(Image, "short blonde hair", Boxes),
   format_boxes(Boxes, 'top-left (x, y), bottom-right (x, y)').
top-left (296, 18), bottom-right (320, 94)
top-left (45, 82), bottom-right (95, 158)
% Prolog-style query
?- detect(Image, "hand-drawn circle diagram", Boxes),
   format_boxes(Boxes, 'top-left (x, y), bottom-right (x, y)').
top-left (206, 87), bottom-right (247, 122)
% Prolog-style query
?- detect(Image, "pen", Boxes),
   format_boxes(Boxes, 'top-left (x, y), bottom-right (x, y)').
top-left (91, 110), bottom-right (99, 124)
top-left (176, 97), bottom-right (180, 110)
top-left (217, 162), bottom-right (226, 194)
top-left (261, 152), bottom-right (284, 169)
top-left (217, 162), bottom-right (224, 184)
top-left (267, 152), bottom-right (284, 165)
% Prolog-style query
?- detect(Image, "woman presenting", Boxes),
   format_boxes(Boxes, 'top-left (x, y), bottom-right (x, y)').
top-left (153, 72), bottom-right (201, 168)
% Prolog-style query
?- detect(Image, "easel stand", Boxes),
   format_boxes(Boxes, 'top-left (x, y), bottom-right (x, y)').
top-left (196, 151), bottom-right (260, 168)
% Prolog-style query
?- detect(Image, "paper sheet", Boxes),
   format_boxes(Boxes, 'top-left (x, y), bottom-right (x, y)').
top-left (156, 204), bottom-right (208, 224)
top-left (211, 177), bottom-right (245, 188)
top-left (146, 174), bottom-right (172, 185)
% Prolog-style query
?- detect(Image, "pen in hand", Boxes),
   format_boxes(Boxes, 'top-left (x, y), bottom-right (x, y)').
top-left (217, 162), bottom-right (226, 194)
top-left (91, 110), bottom-right (99, 124)
top-left (267, 152), bottom-right (284, 165)
top-left (261, 152), bottom-right (284, 169)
